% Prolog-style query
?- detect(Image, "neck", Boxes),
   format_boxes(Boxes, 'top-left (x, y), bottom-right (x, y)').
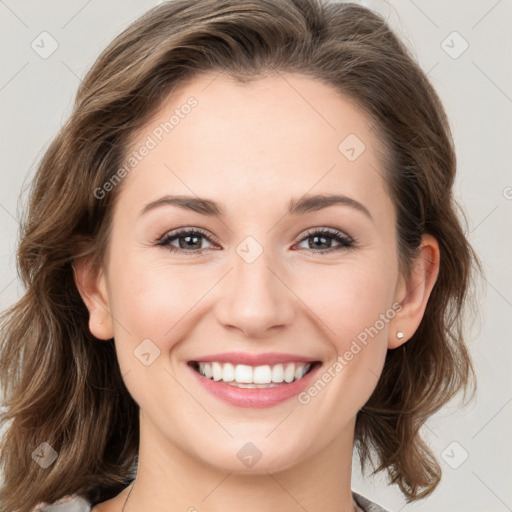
top-left (123, 413), bottom-right (358, 512)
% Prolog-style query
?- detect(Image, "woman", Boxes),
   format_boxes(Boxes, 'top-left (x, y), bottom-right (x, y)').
top-left (0, 1), bottom-right (480, 511)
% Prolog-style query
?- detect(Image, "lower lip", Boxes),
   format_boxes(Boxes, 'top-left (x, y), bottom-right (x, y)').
top-left (188, 362), bottom-right (322, 408)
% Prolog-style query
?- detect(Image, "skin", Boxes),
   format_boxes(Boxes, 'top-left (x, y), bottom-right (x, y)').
top-left (75, 72), bottom-right (440, 512)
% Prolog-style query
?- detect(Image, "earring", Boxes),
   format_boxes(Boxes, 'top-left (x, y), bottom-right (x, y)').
top-left (396, 331), bottom-right (404, 339)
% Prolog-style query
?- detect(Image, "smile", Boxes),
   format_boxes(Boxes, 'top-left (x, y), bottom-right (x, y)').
top-left (187, 360), bottom-right (322, 408)
top-left (191, 361), bottom-right (315, 388)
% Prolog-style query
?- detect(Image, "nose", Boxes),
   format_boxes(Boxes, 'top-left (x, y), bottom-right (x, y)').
top-left (214, 244), bottom-right (295, 338)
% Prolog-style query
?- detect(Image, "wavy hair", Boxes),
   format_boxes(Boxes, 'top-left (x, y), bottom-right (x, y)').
top-left (0, 1), bottom-right (480, 510)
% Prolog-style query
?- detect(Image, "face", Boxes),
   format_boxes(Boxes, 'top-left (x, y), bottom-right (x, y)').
top-left (85, 72), bottom-right (414, 474)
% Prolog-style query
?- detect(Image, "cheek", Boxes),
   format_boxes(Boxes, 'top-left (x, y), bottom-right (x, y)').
top-left (104, 256), bottom-right (231, 431)
top-left (110, 261), bottom-right (206, 343)
top-left (106, 258), bottom-right (211, 407)
top-left (292, 263), bottom-right (395, 415)
top-left (299, 259), bottom-right (397, 338)
top-left (294, 259), bottom-right (396, 390)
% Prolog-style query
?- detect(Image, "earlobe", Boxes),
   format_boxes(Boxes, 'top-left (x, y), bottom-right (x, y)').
top-left (388, 234), bottom-right (440, 349)
top-left (72, 260), bottom-right (114, 340)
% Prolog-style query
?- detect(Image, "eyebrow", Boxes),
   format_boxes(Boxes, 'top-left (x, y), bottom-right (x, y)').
top-left (139, 193), bottom-right (373, 221)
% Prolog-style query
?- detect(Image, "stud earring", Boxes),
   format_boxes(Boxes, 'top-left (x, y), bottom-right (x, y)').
top-left (396, 331), bottom-right (404, 339)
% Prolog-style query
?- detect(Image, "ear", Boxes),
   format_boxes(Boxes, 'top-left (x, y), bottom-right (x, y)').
top-left (389, 234), bottom-right (440, 349)
top-left (72, 258), bottom-right (114, 340)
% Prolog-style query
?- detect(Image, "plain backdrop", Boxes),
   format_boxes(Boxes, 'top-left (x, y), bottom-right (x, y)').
top-left (1, 1), bottom-right (511, 511)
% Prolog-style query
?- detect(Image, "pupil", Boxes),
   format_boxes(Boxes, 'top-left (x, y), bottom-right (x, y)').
top-left (180, 235), bottom-right (200, 249)
top-left (311, 235), bottom-right (329, 249)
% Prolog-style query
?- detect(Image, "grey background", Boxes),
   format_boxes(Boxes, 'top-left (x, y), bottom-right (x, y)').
top-left (1, 1), bottom-right (511, 511)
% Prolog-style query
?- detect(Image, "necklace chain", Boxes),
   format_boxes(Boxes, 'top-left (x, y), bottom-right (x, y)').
top-left (121, 480), bottom-right (135, 512)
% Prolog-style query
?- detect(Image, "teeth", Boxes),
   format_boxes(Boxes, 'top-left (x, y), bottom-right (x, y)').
top-left (271, 363), bottom-right (284, 383)
top-left (253, 365), bottom-right (272, 384)
top-left (202, 362), bottom-right (213, 379)
top-left (212, 362), bottom-right (223, 381)
top-left (197, 361), bottom-right (312, 384)
top-left (235, 364), bottom-right (253, 383)
top-left (228, 382), bottom-right (281, 388)
top-left (294, 364), bottom-right (308, 380)
top-left (222, 362), bottom-right (235, 382)
top-left (284, 363), bottom-right (295, 383)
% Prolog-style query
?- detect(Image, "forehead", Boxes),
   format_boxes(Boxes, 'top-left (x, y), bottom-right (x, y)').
top-left (118, 72), bottom-right (391, 220)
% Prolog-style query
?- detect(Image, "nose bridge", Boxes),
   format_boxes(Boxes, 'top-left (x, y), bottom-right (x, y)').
top-left (215, 234), bottom-right (294, 336)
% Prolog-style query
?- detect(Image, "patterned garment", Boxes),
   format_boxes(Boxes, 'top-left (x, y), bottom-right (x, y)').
top-left (31, 494), bottom-right (91, 511)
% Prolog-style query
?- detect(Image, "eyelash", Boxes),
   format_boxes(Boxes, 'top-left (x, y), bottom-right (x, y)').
top-left (156, 227), bottom-right (355, 256)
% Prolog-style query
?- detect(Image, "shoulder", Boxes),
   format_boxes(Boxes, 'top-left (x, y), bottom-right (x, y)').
top-left (31, 494), bottom-right (92, 512)
top-left (353, 491), bottom-right (391, 512)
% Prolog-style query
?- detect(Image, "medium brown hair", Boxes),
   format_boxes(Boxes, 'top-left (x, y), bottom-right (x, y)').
top-left (0, 1), bottom-right (480, 510)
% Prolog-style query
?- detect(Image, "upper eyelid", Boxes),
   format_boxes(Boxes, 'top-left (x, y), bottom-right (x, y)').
top-left (158, 226), bottom-right (353, 247)
top-left (159, 227), bottom-right (217, 243)
top-left (300, 227), bottom-right (352, 241)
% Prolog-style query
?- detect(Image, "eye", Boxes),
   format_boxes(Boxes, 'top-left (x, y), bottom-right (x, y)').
top-left (294, 228), bottom-right (354, 254)
top-left (157, 228), bottom-right (219, 256)
top-left (156, 227), bottom-right (355, 256)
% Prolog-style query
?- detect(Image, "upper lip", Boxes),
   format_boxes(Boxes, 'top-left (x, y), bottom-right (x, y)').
top-left (188, 352), bottom-right (320, 366)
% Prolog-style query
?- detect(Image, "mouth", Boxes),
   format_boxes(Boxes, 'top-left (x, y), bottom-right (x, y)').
top-left (187, 360), bottom-right (322, 388)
